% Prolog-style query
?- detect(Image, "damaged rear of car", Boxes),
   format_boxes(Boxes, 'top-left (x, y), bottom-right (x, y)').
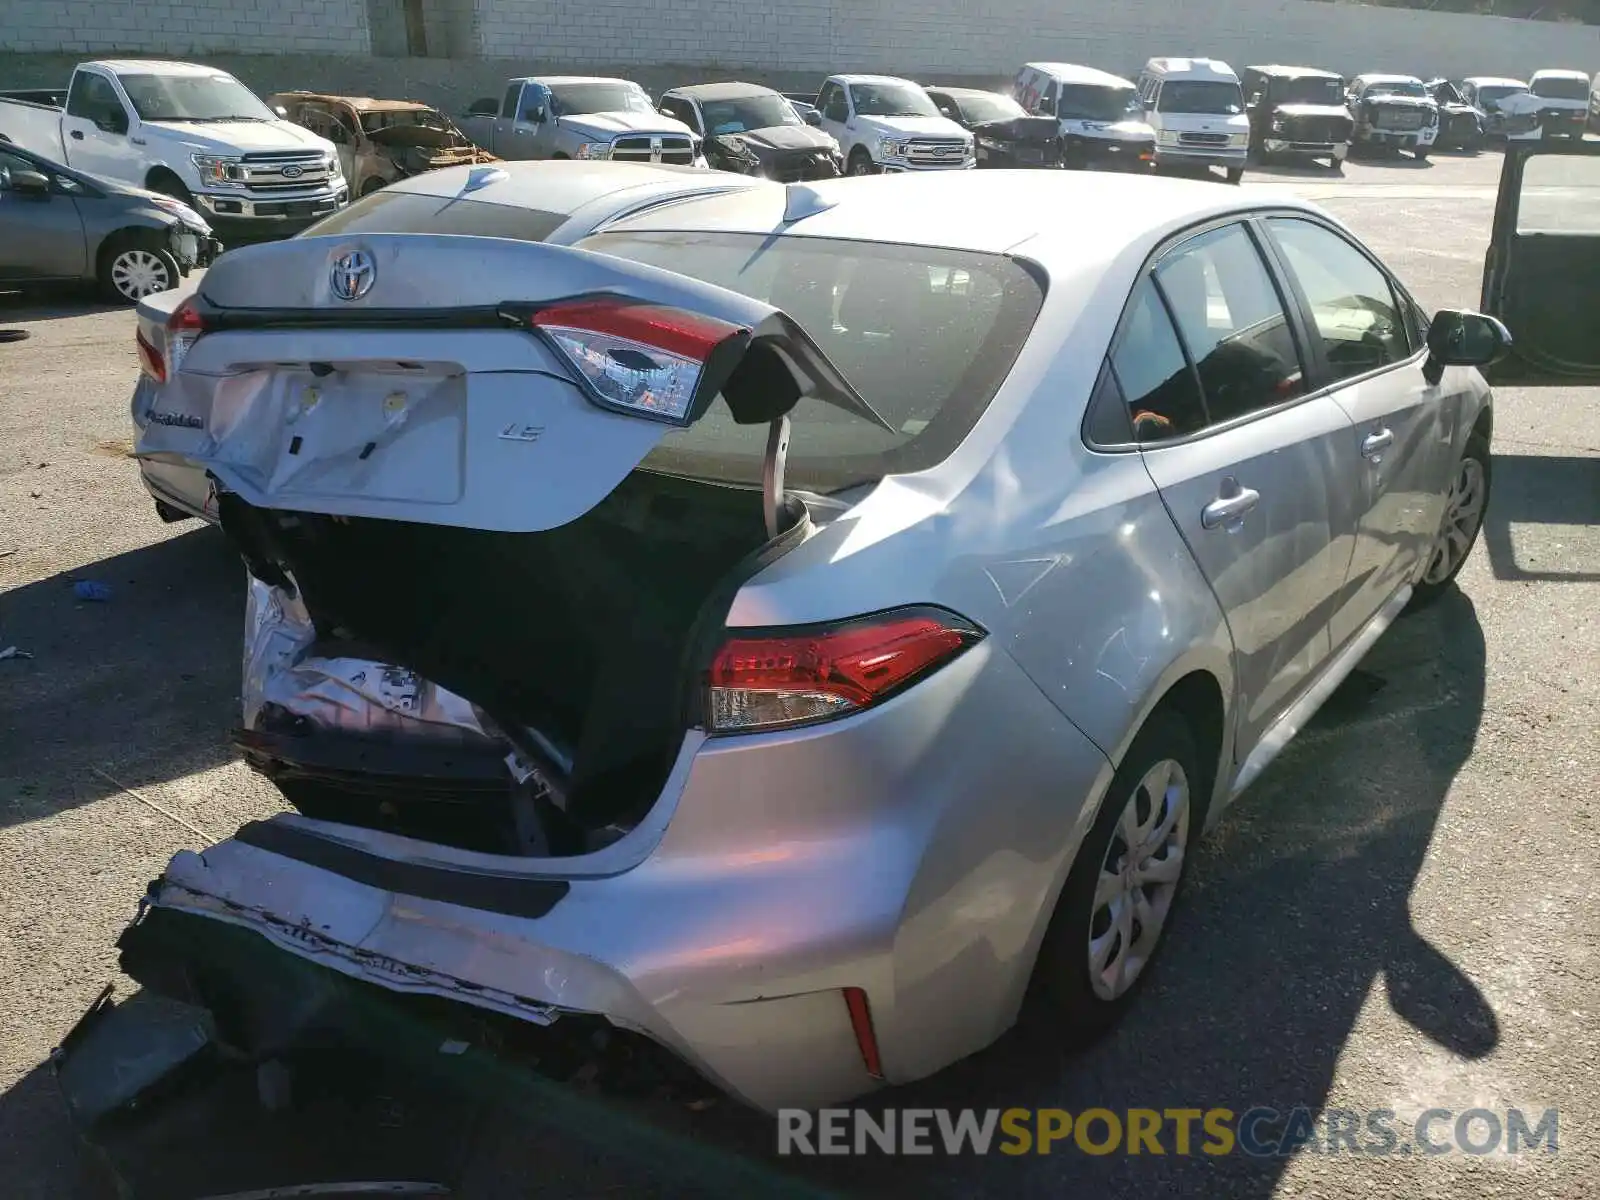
top-left (125, 211), bottom-right (1052, 1112)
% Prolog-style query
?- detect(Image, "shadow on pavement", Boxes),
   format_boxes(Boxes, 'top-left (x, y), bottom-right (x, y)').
top-left (1347, 151), bottom-right (1434, 169)
top-left (0, 525), bottom-right (246, 831)
top-left (0, 289), bottom-right (126, 323)
top-left (0, 586), bottom-right (1491, 1198)
top-left (1481, 451), bottom-right (1600, 583)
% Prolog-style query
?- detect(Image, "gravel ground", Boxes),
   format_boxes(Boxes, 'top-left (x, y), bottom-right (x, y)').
top-left (0, 148), bottom-right (1596, 1199)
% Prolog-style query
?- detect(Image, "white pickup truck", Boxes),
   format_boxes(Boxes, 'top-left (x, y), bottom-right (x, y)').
top-left (0, 60), bottom-right (348, 242)
top-left (811, 74), bottom-right (974, 175)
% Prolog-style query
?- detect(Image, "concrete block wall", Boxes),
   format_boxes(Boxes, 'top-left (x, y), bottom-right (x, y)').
top-left (3, 0), bottom-right (371, 55)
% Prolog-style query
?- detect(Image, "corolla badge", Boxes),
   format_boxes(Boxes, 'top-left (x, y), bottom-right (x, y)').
top-left (329, 249), bottom-right (375, 301)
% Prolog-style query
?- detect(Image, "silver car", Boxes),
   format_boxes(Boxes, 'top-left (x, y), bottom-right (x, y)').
top-left (122, 166), bottom-right (1502, 1113)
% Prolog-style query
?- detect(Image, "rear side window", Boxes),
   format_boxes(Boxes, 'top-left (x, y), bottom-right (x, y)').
top-left (302, 190), bottom-right (570, 241)
top-left (1111, 277), bottom-right (1206, 442)
top-left (572, 231), bottom-right (1046, 491)
top-left (1153, 223), bottom-right (1305, 425)
top-left (1265, 217), bottom-right (1411, 382)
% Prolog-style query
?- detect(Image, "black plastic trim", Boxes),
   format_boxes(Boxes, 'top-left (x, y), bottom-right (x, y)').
top-left (233, 819), bottom-right (571, 919)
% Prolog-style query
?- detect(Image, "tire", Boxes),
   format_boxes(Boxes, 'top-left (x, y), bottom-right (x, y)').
top-left (99, 234), bottom-right (180, 304)
top-left (847, 148), bottom-right (876, 176)
top-left (1028, 708), bottom-right (1204, 1046)
top-left (154, 500), bottom-right (192, 524)
top-left (1413, 148), bottom-right (1430, 161)
top-left (1330, 157), bottom-right (1345, 173)
top-left (359, 177), bottom-right (386, 197)
top-left (1225, 167), bottom-right (1244, 184)
top-left (1405, 434), bottom-right (1490, 613)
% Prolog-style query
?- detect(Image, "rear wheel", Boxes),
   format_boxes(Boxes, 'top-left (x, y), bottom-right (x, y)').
top-left (1029, 709), bottom-right (1202, 1045)
top-left (1406, 435), bottom-right (1490, 612)
top-left (99, 234), bottom-right (180, 304)
top-left (1413, 147), bottom-right (1430, 160)
top-left (1225, 166), bottom-right (1244, 184)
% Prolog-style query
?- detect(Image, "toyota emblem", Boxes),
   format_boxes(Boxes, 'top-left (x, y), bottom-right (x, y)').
top-left (329, 249), bottom-right (375, 301)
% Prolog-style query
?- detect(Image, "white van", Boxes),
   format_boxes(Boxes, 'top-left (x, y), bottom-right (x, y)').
top-left (1013, 62), bottom-right (1155, 171)
top-left (1527, 69), bottom-right (1590, 139)
top-left (1135, 57), bottom-right (1250, 182)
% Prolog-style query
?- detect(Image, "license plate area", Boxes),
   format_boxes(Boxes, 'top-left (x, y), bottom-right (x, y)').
top-left (191, 361), bottom-right (468, 506)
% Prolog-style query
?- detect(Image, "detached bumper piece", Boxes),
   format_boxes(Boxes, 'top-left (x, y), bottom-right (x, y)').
top-left (51, 905), bottom-right (821, 1198)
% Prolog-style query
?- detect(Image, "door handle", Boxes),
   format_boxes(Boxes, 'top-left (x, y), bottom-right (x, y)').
top-left (1361, 427), bottom-right (1395, 460)
top-left (1201, 477), bottom-right (1261, 530)
top-left (70, 129), bottom-right (84, 140)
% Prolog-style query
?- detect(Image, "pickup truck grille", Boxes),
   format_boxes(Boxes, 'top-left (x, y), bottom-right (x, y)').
top-left (905, 137), bottom-right (969, 167)
top-left (1178, 132), bottom-right (1230, 148)
top-left (1284, 116), bottom-right (1351, 143)
top-left (611, 135), bottom-right (695, 165)
top-left (1374, 109), bottom-right (1424, 131)
top-left (240, 150), bottom-right (334, 192)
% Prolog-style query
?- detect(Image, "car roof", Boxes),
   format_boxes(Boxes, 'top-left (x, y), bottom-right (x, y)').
top-left (89, 59), bottom-right (229, 77)
top-left (387, 159), bottom-right (746, 212)
top-left (663, 82), bottom-right (779, 101)
top-left (516, 76), bottom-right (639, 87)
top-left (1142, 57), bottom-right (1238, 79)
top-left (594, 170), bottom-right (1315, 263)
top-left (1243, 64), bottom-right (1342, 81)
top-left (1355, 73), bottom-right (1425, 84)
top-left (829, 74), bottom-right (920, 87)
top-left (1463, 76), bottom-right (1526, 87)
top-left (1021, 63), bottom-right (1136, 88)
top-left (274, 92), bottom-right (434, 112)
top-left (925, 86), bottom-right (1012, 100)
top-left (1529, 68), bottom-right (1588, 80)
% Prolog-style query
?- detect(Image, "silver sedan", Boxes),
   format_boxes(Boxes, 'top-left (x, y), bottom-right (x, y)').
top-left (119, 164), bottom-right (1501, 1113)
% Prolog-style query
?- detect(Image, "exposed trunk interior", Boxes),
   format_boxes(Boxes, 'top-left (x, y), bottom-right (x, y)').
top-left (219, 470), bottom-right (805, 856)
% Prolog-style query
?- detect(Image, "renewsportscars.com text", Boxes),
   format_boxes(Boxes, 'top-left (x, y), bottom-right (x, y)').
top-left (777, 1106), bottom-right (1559, 1157)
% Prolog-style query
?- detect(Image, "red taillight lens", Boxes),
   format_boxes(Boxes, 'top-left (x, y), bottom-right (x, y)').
top-left (527, 297), bottom-right (745, 425)
top-left (705, 606), bottom-right (984, 734)
top-left (137, 297), bottom-right (208, 384)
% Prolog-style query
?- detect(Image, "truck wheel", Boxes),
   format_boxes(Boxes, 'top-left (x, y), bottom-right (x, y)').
top-left (847, 148), bottom-right (876, 176)
top-left (1225, 167), bottom-right (1244, 184)
top-left (1413, 148), bottom-right (1430, 161)
top-left (359, 177), bottom-right (385, 197)
top-left (99, 234), bottom-right (180, 304)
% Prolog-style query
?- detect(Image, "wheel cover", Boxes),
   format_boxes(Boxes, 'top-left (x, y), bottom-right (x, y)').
top-left (1088, 758), bottom-right (1191, 1001)
top-left (1422, 456), bottom-right (1486, 585)
top-left (849, 157), bottom-right (873, 176)
top-left (111, 249), bottom-right (171, 300)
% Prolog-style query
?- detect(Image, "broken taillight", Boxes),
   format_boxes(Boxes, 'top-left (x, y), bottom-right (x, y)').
top-left (522, 297), bottom-right (746, 425)
top-left (136, 297), bottom-right (208, 383)
top-left (705, 607), bottom-right (985, 735)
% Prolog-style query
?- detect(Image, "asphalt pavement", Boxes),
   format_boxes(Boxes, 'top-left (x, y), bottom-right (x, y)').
top-left (0, 148), bottom-right (1596, 1199)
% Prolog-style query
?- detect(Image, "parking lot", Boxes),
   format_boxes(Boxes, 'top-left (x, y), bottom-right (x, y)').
top-left (1, 146), bottom-right (1597, 1198)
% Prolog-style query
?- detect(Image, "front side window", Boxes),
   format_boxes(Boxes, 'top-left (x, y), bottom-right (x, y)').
top-left (66, 74), bottom-right (124, 124)
top-left (820, 83), bottom-right (849, 123)
top-left (1157, 80), bottom-right (1245, 115)
top-left (848, 82), bottom-right (940, 119)
top-left (571, 231), bottom-right (1046, 491)
top-left (118, 73), bottom-right (275, 122)
top-left (1265, 217), bottom-right (1411, 382)
top-left (1153, 223), bottom-right (1305, 425)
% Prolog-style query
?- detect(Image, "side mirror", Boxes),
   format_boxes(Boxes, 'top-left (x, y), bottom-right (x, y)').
top-left (274, 105), bottom-right (289, 118)
top-left (804, 109), bottom-right (821, 127)
top-left (9, 168), bottom-right (51, 196)
top-left (1424, 309), bottom-right (1511, 382)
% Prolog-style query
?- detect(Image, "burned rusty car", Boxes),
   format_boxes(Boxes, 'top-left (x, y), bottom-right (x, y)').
top-left (270, 91), bottom-right (499, 197)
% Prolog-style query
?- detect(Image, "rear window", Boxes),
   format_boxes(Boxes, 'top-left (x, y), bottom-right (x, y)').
top-left (572, 231), bottom-right (1046, 492)
top-left (301, 189), bottom-right (570, 241)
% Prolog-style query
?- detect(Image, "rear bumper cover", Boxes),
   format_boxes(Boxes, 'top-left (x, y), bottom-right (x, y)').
top-left (127, 641), bottom-right (1115, 1113)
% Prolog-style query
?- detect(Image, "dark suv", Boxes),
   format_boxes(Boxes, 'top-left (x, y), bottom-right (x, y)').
top-left (1242, 65), bottom-right (1354, 170)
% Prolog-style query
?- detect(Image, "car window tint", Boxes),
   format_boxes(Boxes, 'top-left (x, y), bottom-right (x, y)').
top-left (303, 190), bottom-right (570, 240)
top-left (1155, 223), bottom-right (1306, 424)
top-left (571, 230), bottom-right (1045, 492)
top-left (1266, 217), bottom-right (1412, 381)
top-left (1111, 276), bottom-right (1207, 442)
top-left (1514, 152), bottom-right (1600, 235)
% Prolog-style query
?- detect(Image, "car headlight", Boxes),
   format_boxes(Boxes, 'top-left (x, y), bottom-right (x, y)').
top-left (977, 136), bottom-right (1005, 152)
top-left (147, 193), bottom-right (208, 229)
top-left (1158, 130), bottom-right (1182, 146)
top-left (1228, 132), bottom-right (1250, 147)
top-left (1425, 109), bottom-right (1440, 127)
top-left (878, 138), bottom-right (909, 158)
top-left (1270, 115), bottom-right (1286, 133)
top-left (191, 153), bottom-right (246, 188)
top-left (724, 134), bottom-right (757, 160)
top-left (324, 152), bottom-right (343, 177)
top-left (574, 141), bottom-right (611, 160)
